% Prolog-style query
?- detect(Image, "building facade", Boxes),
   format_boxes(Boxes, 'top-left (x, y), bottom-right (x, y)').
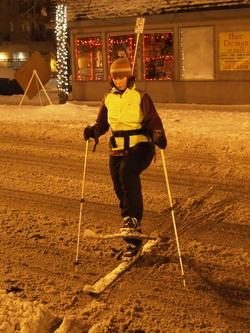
top-left (66, 1), bottom-right (250, 104)
top-left (0, 0), bottom-right (55, 72)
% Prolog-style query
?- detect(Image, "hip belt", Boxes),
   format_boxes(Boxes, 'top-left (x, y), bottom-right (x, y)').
top-left (110, 129), bottom-right (145, 149)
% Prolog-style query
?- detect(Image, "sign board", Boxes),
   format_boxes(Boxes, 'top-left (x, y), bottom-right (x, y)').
top-left (135, 18), bottom-right (145, 34)
top-left (14, 51), bottom-right (51, 99)
top-left (219, 31), bottom-right (250, 71)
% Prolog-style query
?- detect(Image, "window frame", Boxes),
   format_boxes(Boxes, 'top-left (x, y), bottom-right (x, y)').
top-left (179, 25), bottom-right (215, 81)
top-left (142, 30), bottom-right (174, 81)
top-left (75, 33), bottom-right (103, 81)
top-left (107, 32), bottom-right (137, 79)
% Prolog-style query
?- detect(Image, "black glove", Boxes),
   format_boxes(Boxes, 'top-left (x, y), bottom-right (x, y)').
top-left (84, 125), bottom-right (99, 143)
top-left (83, 125), bottom-right (95, 141)
top-left (153, 129), bottom-right (167, 149)
top-left (83, 125), bottom-right (99, 150)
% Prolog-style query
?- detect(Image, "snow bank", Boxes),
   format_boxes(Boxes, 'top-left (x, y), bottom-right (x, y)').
top-left (0, 291), bottom-right (88, 333)
top-left (0, 290), bottom-right (60, 333)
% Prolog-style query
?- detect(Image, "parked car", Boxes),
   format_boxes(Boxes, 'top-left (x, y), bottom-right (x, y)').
top-left (0, 68), bottom-right (23, 95)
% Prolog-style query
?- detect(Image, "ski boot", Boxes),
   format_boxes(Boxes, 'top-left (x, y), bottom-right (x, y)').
top-left (120, 217), bottom-right (142, 260)
top-left (120, 216), bottom-right (141, 235)
top-left (122, 241), bottom-right (142, 260)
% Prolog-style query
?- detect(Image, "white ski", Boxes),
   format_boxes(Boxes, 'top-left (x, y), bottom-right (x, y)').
top-left (83, 228), bottom-right (156, 240)
top-left (83, 239), bottom-right (160, 294)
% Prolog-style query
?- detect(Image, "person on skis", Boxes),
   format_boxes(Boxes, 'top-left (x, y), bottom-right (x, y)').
top-left (83, 57), bottom-right (167, 259)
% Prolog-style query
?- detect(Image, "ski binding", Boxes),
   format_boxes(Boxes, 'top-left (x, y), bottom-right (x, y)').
top-left (83, 228), bottom-right (157, 240)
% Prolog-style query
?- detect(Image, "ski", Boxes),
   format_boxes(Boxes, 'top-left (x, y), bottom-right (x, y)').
top-left (83, 228), bottom-right (156, 240)
top-left (83, 239), bottom-right (160, 294)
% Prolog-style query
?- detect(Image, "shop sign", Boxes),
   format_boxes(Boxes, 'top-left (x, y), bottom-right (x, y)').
top-left (220, 31), bottom-right (250, 71)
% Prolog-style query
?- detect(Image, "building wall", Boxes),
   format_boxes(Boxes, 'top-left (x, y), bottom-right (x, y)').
top-left (70, 8), bottom-right (250, 104)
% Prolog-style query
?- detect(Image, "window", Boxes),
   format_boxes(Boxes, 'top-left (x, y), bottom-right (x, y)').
top-left (180, 26), bottom-right (214, 80)
top-left (108, 34), bottom-right (136, 77)
top-left (75, 37), bottom-right (103, 81)
top-left (143, 32), bottom-right (174, 80)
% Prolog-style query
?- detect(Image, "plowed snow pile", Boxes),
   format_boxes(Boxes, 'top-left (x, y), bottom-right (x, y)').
top-left (0, 89), bottom-right (249, 332)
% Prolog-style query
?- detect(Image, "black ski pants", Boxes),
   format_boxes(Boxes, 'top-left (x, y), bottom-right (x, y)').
top-left (109, 142), bottom-right (155, 222)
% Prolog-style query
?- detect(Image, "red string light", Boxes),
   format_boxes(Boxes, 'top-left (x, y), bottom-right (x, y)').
top-left (75, 33), bottom-right (174, 81)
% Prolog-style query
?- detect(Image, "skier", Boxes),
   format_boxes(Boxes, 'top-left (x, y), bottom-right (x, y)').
top-left (83, 57), bottom-right (167, 259)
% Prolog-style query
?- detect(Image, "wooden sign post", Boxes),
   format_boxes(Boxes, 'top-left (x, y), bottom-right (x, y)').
top-left (14, 51), bottom-right (52, 106)
top-left (18, 69), bottom-right (52, 106)
top-left (132, 17), bottom-right (145, 74)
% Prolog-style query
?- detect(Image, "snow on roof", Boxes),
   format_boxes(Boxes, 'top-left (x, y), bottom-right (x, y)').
top-left (50, 0), bottom-right (250, 22)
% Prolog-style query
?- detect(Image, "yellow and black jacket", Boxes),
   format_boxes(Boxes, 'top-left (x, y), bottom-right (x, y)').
top-left (93, 86), bottom-right (166, 152)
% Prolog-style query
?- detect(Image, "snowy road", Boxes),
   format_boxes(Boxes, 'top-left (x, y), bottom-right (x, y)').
top-left (0, 96), bottom-right (249, 332)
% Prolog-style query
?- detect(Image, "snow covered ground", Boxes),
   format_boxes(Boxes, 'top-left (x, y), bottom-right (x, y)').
top-left (0, 81), bottom-right (249, 332)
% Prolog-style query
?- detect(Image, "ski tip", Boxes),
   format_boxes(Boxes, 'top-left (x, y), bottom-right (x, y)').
top-left (83, 229), bottom-right (99, 238)
top-left (83, 285), bottom-right (99, 294)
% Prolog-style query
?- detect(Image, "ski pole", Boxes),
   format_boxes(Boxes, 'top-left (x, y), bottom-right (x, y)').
top-left (75, 139), bottom-right (89, 268)
top-left (160, 149), bottom-right (186, 287)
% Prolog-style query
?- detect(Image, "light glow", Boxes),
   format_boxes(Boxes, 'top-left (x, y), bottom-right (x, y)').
top-left (0, 53), bottom-right (8, 60)
top-left (55, 2), bottom-right (69, 95)
top-left (16, 52), bottom-right (26, 60)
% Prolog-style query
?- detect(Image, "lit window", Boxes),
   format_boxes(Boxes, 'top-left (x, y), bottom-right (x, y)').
top-left (50, 57), bottom-right (56, 73)
top-left (143, 33), bottom-right (174, 80)
top-left (75, 37), bottom-right (103, 81)
top-left (180, 26), bottom-right (214, 80)
top-left (0, 53), bottom-right (8, 60)
top-left (108, 34), bottom-right (136, 77)
top-left (16, 52), bottom-right (26, 60)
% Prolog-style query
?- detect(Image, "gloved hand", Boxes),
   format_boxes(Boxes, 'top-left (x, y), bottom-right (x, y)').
top-left (83, 125), bottom-right (99, 147)
top-left (83, 125), bottom-right (95, 141)
top-left (153, 129), bottom-right (167, 149)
